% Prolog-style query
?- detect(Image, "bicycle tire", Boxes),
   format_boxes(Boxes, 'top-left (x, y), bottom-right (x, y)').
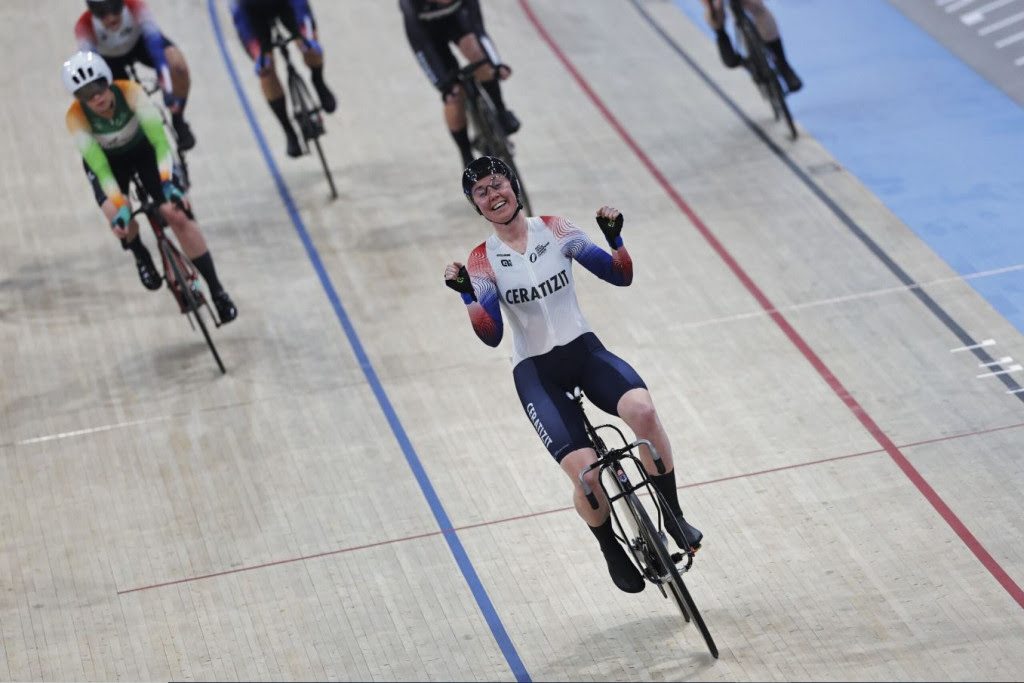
top-left (733, 10), bottom-right (797, 140)
top-left (161, 239), bottom-right (226, 375)
top-left (469, 88), bottom-right (534, 216)
top-left (630, 493), bottom-right (718, 658)
top-left (289, 70), bottom-right (338, 199)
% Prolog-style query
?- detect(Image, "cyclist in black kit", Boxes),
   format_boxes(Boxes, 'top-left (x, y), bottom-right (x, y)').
top-left (401, 0), bottom-right (520, 167)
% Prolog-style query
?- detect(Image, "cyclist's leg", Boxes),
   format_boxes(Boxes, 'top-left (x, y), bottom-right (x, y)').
top-left (403, 4), bottom-right (471, 166)
top-left (162, 39), bottom-right (197, 148)
top-left (513, 354), bottom-right (645, 593)
top-left (742, 0), bottom-right (801, 91)
top-left (97, 156), bottom-right (161, 290)
top-left (455, 0), bottom-right (519, 134)
top-left (580, 335), bottom-right (703, 549)
top-left (236, 4), bottom-right (300, 155)
top-left (702, 0), bottom-right (742, 68)
top-left (283, 2), bottom-right (336, 113)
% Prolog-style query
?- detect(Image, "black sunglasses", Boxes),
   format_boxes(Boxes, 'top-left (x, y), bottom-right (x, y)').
top-left (75, 80), bottom-right (109, 101)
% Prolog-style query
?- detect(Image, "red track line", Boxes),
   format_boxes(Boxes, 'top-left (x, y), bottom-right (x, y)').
top-left (117, 420), bottom-right (1024, 595)
top-left (517, 0), bottom-right (1024, 610)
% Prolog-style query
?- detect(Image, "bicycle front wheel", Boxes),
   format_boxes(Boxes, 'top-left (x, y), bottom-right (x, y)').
top-left (288, 69), bottom-right (338, 199)
top-left (734, 11), bottom-right (797, 140)
top-left (161, 240), bottom-right (226, 375)
top-left (630, 494), bottom-right (718, 658)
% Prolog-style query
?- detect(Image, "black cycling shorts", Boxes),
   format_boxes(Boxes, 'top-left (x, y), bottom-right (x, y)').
top-left (104, 34), bottom-right (175, 80)
top-left (83, 140), bottom-right (166, 207)
top-left (235, 0), bottom-right (317, 57)
top-left (511, 333), bottom-right (648, 462)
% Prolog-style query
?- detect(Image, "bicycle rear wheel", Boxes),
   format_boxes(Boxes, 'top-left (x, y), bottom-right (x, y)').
top-left (630, 493), bottom-right (718, 658)
top-left (161, 240), bottom-right (226, 375)
top-left (288, 69), bottom-right (338, 199)
top-left (734, 10), bottom-right (797, 140)
top-left (469, 89), bottom-right (533, 216)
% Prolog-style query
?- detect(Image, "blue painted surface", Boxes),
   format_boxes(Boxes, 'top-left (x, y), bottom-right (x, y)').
top-left (671, 0), bottom-right (1024, 332)
top-left (205, 2), bottom-right (531, 680)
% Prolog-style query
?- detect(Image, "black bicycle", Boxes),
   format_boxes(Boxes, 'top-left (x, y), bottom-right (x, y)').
top-left (268, 27), bottom-right (338, 199)
top-left (456, 59), bottom-right (533, 216)
top-left (128, 172), bottom-right (226, 374)
top-left (720, 0), bottom-right (797, 140)
top-left (573, 388), bottom-right (718, 657)
top-left (125, 63), bottom-right (192, 191)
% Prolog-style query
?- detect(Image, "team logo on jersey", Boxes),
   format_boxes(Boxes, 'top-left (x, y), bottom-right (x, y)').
top-left (529, 242), bottom-right (550, 263)
top-left (505, 269), bottom-right (568, 304)
top-left (500, 258), bottom-right (512, 267)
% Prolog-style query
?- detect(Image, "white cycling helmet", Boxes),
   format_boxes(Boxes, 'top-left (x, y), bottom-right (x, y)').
top-left (62, 50), bottom-right (113, 96)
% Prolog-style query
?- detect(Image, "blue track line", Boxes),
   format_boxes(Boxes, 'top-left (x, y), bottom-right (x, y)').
top-left (205, 2), bottom-right (529, 679)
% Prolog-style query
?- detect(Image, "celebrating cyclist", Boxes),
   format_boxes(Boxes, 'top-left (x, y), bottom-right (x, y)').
top-left (231, 0), bottom-right (337, 158)
top-left (63, 51), bottom-right (237, 323)
top-left (401, 0), bottom-right (520, 167)
top-left (443, 157), bottom-right (702, 593)
top-left (704, 0), bottom-right (802, 93)
top-left (75, 0), bottom-right (197, 150)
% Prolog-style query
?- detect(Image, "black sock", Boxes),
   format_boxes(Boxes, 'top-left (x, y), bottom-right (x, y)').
top-left (268, 95), bottom-right (295, 136)
top-left (171, 95), bottom-right (189, 123)
top-left (480, 78), bottom-right (506, 113)
top-left (310, 65), bottom-right (326, 89)
top-left (716, 28), bottom-right (741, 68)
top-left (765, 38), bottom-right (790, 70)
top-left (649, 469), bottom-right (683, 517)
top-left (588, 516), bottom-right (620, 555)
top-left (451, 127), bottom-right (472, 165)
top-left (191, 251), bottom-right (223, 296)
top-left (122, 236), bottom-right (149, 259)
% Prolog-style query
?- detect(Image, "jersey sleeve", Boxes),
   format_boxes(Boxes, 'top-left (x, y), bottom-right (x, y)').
top-left (74, 12), bottom-right (97, 50)
top-left (120, 80), bottom-right (173, 183)
top-left (464, 243), bottom-right (503, 347)
top-left (544, 216), bottom-right (633, 287)
top-left (66, 102), bottom-right (126, 208)
top-left (126, 0), bottom-right (171, 89)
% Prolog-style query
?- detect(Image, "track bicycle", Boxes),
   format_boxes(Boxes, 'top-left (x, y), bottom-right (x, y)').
top-left (573, 388), bottom-right (718, 657)
top-left (127, 171), bottom-right (226, 374)
top-left (456, 59), bottom-right (533, 216)
top-left (124, 63), bottom-right (192, 191)
top-left (267, 27), bottom-right (338, 199)
top-left (718, 0), bottom-right (797, 140)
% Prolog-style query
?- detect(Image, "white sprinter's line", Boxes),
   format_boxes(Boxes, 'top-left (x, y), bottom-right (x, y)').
top-left (977, 364), bottom-right (1023, 378)
top-left (15, 416), bottom-right (172, 446)
top-left (979, 9), bottom-right (1024, 34)
top-left (1007, 387), bottom-right (1024, 394)
top-left (946, 0), bottom-right (978, 12)
top-left (979, 356), bottom-right (1014, 367)
top-left (1015, 54), bottom-right (1024, 64)
top-left (995, 29), bottom-right (1024, 47)
top-left (962, 0), bottom-right (1021, 24)
top-left (952, 339), bottom-right (998, 353)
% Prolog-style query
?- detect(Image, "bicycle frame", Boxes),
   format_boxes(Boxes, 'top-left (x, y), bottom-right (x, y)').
top-left (573, 390), bottom-right (695, 578)
top-left (267, 27), bottom-right (338, 199)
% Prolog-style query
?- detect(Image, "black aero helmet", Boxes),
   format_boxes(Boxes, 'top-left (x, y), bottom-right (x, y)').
top-left (87, 0), bottom-right (125, 16)
top-left (462, 156), bottom-right (521, 214)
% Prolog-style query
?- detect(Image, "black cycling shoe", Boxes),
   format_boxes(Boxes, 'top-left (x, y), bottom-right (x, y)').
top-left (285, 131), bottom-right (303, 158)
top-left (174, 119), bottom-right (196, 152)
top-left (602, 545), bottom-right (645, 594)
top-left (666, 514), bottom-right (703, 552)
top-left (315, 83), bottom-right (337, 114)
top-left (213, 290), bottom-right (237, 323)
top-left (779, 65), bottom-right (803, 94)
top-left (135, 251), bottom-right (162, 291)
top-left (498, 108), bottom-right (521, 135)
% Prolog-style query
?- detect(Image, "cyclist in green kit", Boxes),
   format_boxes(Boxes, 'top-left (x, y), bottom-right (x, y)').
top-left (64, 50), bottom-right (237, 322)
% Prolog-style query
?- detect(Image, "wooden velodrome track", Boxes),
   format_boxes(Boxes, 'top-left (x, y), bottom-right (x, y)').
top-left (2, 0), bottom-right (1023, 680)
